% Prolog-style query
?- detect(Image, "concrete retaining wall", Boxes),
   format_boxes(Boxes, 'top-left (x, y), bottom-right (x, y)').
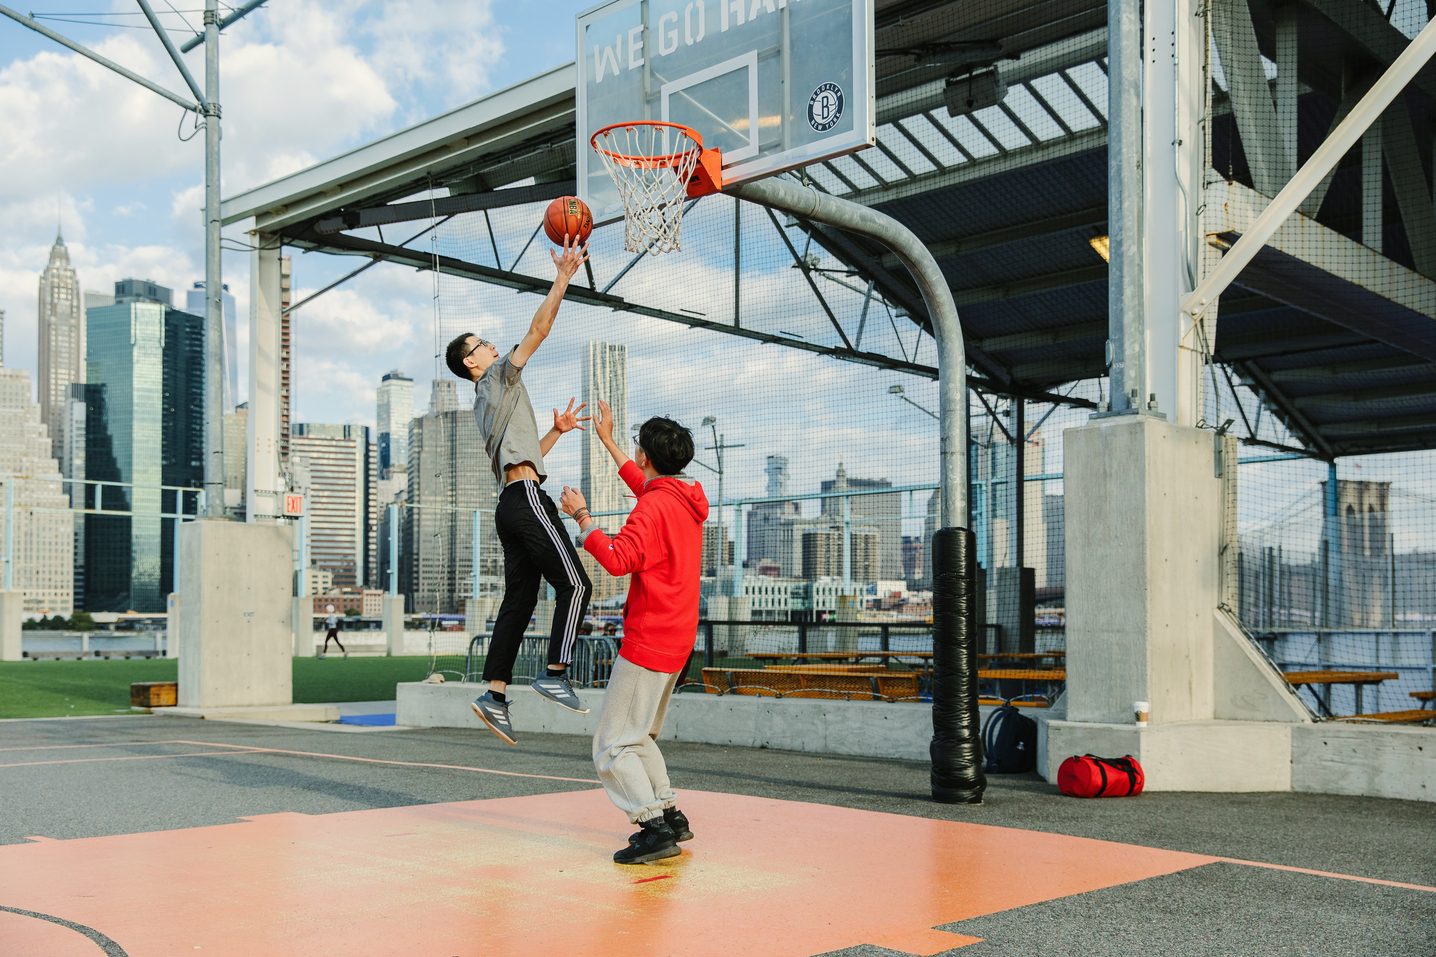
top-left (397, 681), bottom-right (968, 762)
top-left (397, 683), bottom-right (1435, 802)
top-left (1291, 723), bottom-right (1435, 803)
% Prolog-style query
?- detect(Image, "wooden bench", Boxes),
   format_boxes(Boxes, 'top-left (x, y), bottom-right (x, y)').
top-left (701, 667), bottom-right (921, 702)
top-left (1411, 690), bottom-right (1434, 707)
top-left (1283, 670), bottom-right (1398, 716)
top-left (1336, 710), bottom-right (1434, 725)
top-left (978, 696), bottom-right (1051, 708)
top-left (749, 651), bottom-right (933, 665)
top-left (130, 681), bottom-right (177, 708)
top-left (763, 664), bottom-right (888, 674)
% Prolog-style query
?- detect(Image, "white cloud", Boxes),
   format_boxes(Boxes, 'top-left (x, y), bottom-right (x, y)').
top-left (356, 0), bottom-right (506, 111)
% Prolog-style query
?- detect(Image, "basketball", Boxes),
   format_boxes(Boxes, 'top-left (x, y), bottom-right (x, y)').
top-left (543, 196), bottom-right (593, 246)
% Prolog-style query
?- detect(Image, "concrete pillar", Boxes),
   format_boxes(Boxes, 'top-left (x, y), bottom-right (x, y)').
top-left (0, 592), bottom-right (21, 661)
top-left (292, 597), bottom-right (313, 657)
top-left (990, 566), bottom-right (1035, 655)
top-left (1063, 417), bottom-right (1219, 725)
top-left (165, 592), bottom-right (181, 659)
top-left (178, 520), bottom-right (294, 708)
top-left (383, 596), bottom-right (406, 656)
top-left (247, 234), bottom-right (283, 522)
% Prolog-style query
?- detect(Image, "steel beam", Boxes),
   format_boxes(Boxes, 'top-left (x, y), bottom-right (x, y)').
top-left (842, 128), bottom-right (1107, 208)
top-left (876, 205), bottom-right (1106, 269)
top-left (1234, 360), bottom-right (1336, 458)
top-left (1184, 14), bottom-right (1436, 319)
top-left (312, 182), bottom-right (573, 235)
top-left (1212, 0), bottom-right (1290, 195)
top-left (1269, 356), bottom-right (1436, 380)
top-left (1382, 105), bottom-right (1436, 276)
top-left (1293, 379), bottom-right (1436, 404)
top-left (292, 227), bottom-right (943, 378)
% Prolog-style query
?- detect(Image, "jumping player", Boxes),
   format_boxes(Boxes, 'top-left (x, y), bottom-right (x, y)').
top-left (444, 236), bottom-right (592, 745)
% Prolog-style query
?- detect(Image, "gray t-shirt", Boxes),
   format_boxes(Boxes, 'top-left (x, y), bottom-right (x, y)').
top-left (472, 348), bottom-right (546, 483)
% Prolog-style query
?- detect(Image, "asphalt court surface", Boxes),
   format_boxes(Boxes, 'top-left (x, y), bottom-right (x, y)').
top-left (1, 715), bottom-right (1432, 956)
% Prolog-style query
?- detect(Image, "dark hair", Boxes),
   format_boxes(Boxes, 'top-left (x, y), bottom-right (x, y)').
top-left (445, 332), bottom-right (477, 380)
top-left (637, 417), bottom-right (694, 476)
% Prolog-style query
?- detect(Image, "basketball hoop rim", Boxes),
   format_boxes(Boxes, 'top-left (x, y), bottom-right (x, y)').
top-left (590, 120), bottom-right (707, 170)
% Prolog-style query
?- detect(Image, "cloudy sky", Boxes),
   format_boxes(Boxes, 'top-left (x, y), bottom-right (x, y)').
top-left (0, 0), bottom-right (960, 520)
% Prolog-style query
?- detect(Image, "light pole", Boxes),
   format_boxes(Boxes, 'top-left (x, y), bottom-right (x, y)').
top-left (691, 417), bottom-right (745, 595)
top-left (888, 384), bottom-right (938, 420)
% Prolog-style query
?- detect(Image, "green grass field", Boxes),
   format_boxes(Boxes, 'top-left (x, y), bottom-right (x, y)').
top-left (0, 656), bottom-right (440, 719)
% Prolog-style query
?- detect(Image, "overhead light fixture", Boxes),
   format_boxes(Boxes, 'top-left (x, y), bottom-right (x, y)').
top-left (943, 68), bottom-right (1007, 116)
top-left (1088, 234), bottom-right (1111, 263)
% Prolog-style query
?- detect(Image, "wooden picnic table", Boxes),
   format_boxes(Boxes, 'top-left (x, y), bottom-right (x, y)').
top-left (749, 651), bottom-right (934, 665)
top-left (977, 667), bottom-right (1067, 699)
top-left (977, 651), bottom-right (1065, 662)
top-left (978, 668), bottom-right (1067, 681)
top-left (1283, 670), bottom-right (1398, 716)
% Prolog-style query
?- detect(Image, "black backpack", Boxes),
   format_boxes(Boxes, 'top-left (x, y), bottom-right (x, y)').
top-left (982, 701), bottom-right (1038, 774)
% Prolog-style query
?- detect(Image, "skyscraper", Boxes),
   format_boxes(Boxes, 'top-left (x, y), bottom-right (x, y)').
top-left (84, 279), bottom-right (206, 611)
top-left (429, 378), bottom-right (462, 414)
top-left (402, 407), bottom-right (500, 613)
top-left (581, 342), bottom-right (629, 603)
top-left (223, 404), bottom-right (248, 519)
top-left (0, 369), bottom-right (73, 614)
top-left (821, 464), bottom-right (904, 580)
top-left (186, 282), bottom-right (238, 411)
top-left (38, 231), bottom-right (84, 460)
top-left (291, 423), bottom-right (373, 590)
top-left (582, 341), bottom-right (628, 518)
top-left (280, 256), bottom-right (293, 469)
top-left (747, 455), bottom-right (802, 577)
top-left (0, 308), bottom-right (5, 367)
top-left (376, 370), bottom-right (414, 475)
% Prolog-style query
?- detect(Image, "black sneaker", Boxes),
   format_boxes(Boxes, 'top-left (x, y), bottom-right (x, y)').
top-left (613, 818), bottom-right (681, 865)
top-left (471, 691), bottom-right (517, 746)
top-left (663, 807), bottom-right (693, 843)
top-left (531, 673), bottom-right (590, 714)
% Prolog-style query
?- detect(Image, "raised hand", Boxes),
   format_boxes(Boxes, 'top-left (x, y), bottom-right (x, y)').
top-left (552, 398), bottom-right (590, 434)
top-left (550, 232), bottom-right (589, 279)
top-left (595, 399), bottom-right (615, 443)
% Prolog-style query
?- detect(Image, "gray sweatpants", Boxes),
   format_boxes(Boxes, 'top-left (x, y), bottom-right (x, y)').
top-left (593, 655), bottom-right (681, 824)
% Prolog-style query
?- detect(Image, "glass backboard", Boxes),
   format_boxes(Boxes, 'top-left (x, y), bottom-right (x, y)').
top-left (577, 0), bottom-right (874, 223)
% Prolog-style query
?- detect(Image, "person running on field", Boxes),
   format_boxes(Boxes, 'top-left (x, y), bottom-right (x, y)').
top-left (444, 236), bottom-right (592, 745)
top-left (320, 605), bottom-right (346, 659)
top-left (560, 401), bottom-right (707, 864)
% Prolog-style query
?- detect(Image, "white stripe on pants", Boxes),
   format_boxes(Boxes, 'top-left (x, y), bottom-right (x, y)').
top-left (593, 656), bottom-right (680, 824)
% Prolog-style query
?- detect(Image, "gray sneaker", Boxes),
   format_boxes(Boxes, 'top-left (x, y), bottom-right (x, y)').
top-left (471, 691), bottom-right (517, 745)
top-left (531, 673), bottom-right (590, 714)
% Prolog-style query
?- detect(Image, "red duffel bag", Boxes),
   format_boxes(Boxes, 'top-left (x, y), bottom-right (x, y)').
top-left (1057, 754), bottom-right (1145, 798)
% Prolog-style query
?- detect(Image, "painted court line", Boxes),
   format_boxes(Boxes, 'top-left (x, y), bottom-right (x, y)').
top-left (1218, 856), bottom-right (1436, 894)
top-left (0, 749), bottom-right (267, 770)
top-left (173, 739), bottom-right (603, 785)
top-left (0, 739), bottom-right (191, 754)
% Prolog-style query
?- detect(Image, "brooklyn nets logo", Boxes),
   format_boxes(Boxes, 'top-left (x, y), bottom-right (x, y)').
top-left (807, 83), bottom-right (845, 133)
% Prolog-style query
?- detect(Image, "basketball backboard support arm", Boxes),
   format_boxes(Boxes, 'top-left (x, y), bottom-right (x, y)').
top-left (727, 174), bottom-right (983, 805)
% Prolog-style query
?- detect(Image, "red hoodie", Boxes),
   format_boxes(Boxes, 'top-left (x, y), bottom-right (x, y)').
top-left (580, 460), bottom-right (708, 673)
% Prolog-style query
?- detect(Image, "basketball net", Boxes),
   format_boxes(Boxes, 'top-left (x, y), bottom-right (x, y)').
top-left (591, 122), bottom-right (720, 254)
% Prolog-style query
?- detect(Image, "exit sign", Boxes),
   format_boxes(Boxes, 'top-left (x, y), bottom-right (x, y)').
top-left (283, 493), bottom-right (304, 517)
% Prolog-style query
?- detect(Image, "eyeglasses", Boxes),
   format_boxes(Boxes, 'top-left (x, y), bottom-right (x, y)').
top-left (465, 338), bottom-right (493, 359)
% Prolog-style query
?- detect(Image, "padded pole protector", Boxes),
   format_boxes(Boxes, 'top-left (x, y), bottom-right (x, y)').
top-left (930, 526), bottom-right (986, 803)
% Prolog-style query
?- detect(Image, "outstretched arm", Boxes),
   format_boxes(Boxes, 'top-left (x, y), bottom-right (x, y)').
top-left (512, 237), bottom-right (588, 369)
top-left (539, 398), bottom-right (589, 456)
top-left (594, 399), bottom-right (631, 470)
